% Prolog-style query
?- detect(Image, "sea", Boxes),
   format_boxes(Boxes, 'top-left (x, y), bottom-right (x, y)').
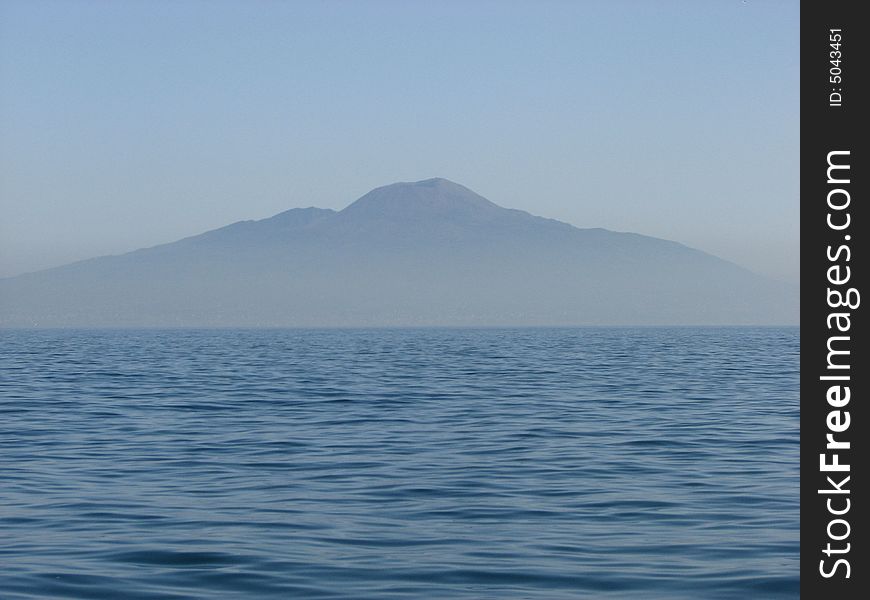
top-left (0, 327), bottom-right (799, 599)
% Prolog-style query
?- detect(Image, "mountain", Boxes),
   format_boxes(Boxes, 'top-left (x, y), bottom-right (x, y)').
top-left (0, 178), bottom-right (797, 327)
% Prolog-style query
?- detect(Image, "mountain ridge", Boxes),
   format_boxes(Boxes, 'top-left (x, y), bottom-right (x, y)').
top-left (0, 178), bottom-right (797, 326)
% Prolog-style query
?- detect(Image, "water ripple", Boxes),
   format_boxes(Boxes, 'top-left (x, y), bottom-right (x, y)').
top-left (0, 327), bottom-right (799, 598)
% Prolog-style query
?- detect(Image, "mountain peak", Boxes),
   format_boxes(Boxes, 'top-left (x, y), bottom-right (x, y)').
top-left (339, 178), bottom-right (500, 219)
top-left (410, 177), bottom-right (456, 186)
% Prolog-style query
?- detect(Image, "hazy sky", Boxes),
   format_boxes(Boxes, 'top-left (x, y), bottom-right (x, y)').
top-left (0, 0), bottom-right (798, 282)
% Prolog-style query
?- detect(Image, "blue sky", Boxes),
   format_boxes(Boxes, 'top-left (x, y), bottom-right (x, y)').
top-left (0, 0), bottom-right (799, 281)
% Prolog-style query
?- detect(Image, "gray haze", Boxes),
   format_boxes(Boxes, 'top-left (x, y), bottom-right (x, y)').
top-left (0, 179), bottom-right (797, 327)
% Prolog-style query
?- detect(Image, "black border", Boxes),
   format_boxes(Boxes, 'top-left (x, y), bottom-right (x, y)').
top-left (801, 1), bottom-right (867, 596)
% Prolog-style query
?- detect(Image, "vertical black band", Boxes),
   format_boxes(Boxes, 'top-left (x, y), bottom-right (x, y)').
top-left (801, 1), bottom-right (867, 596)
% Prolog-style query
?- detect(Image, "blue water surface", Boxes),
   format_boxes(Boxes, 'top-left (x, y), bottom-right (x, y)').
top-left (0, 327), bottom-right (799, 599)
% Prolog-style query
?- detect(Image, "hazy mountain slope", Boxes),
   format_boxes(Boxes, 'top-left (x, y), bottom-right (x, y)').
top-left (0, 178), bottom-right (797, 327)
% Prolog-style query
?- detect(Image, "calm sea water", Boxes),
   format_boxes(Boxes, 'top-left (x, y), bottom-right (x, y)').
top-left (0, 328), bottom-right (798, 599)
